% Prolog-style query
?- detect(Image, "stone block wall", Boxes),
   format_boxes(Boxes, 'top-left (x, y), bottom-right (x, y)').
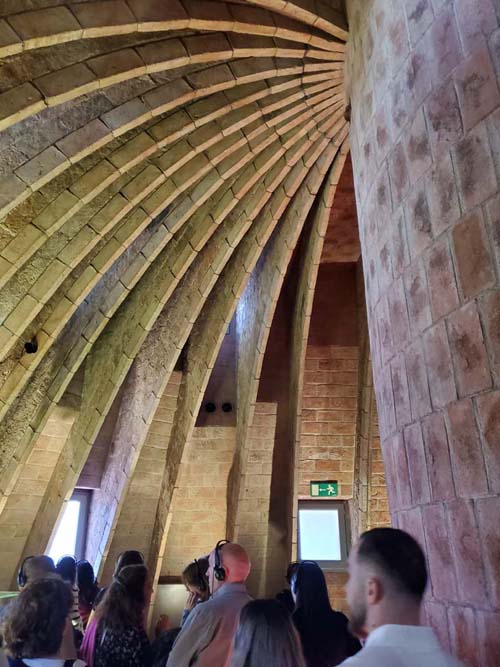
top-left (347, 1), bottom-right (500, 664)
top-left (161, 426), bottom-right (236, 577)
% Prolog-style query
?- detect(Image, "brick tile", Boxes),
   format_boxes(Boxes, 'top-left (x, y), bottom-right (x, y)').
top-left (404, 422), bottom-right (431, 503)
top-left (393, 432), bottom-right (413, 510)
top-left (397, 505), bottom-right (426, 551)
top-left (390, 353), bottom-right (411, 428)
top-left (447, 498), bottom-right (488, 605)
top-left (446, 398), bottom-right (489, 495)
top-left (480, 289), bottom-right (500, 383)
top-left (423, 321), bottom-right (457, 409)
top-left (405, 340), bottom-right (432, 420)
top-left (404, 0), bottom-right (434, 46)
top-left (447, 302), bottom-right (492, 396)
top-left (387, 277), bottom-right (411, 354)
top-left (390, 206), bottom-right (410, 278)
top-left (453, 121), bottom-right (498, 212)
top-left (376, 294), bottom-right (393, 364)
top-left (428, 8), bottom-right (463, 83)
top-left (476, 496), bottom-right (500, 608)
top-left (486, 192), bottom-right (500, 266)
top-left (423, 503), bottom-right (457, 601)
top-left (455, 0), bottom-right (498, 55)
top-left (476, 390), bottom-right (500, 493)
top-left (404, 259), bottom-right (432, 334)
top-left (427, 157), bottom-right (460, 239)
top-left (454, 46), bottom-right (500, 131)
top-left (406, 186), bottom-right (433, 259)
top-left (425, 237), bottom-right (460, 321)
top-left (425, 80), bottom-right (464, 157)
top-left (476, 610), bottom-right (500, 667)
top-left (388, 141), bottom-right (410, 206)
top-left (405, 109), bottom-right (432, 185)
top-left (421, 412), bottom-right (456, 501)
top-left (452, 201), bottom-right (497, 298)
top-left (447, 605), bottom-right (479, 667)
top-left (425, 601), bottom-right (451, 652)
top-left (406, 39), bottom-right (433, 117)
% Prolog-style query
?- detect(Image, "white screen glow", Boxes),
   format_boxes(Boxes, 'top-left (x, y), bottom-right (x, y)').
top-left (298, 508), bottom-right (341, 561)
top-left (48, 500), bottom-right (81, 562)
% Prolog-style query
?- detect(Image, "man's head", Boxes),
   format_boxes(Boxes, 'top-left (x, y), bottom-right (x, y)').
top-left (346, 528), bottom-right (427, 637)
top-left (207, 541), bottom-right (251, 594)
top-left (18, 555), bottom-right (55, 589)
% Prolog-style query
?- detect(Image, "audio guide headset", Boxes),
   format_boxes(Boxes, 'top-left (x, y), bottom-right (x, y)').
top-left (17, 556), bottom-right (34, 588)
top-left (214, 540), bottom-right (230, 581)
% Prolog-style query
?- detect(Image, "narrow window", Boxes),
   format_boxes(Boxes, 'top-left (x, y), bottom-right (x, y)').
top-left (298, 500), bottom-right (349, 570)
top-left (48, 489), bottom-right (91, 561)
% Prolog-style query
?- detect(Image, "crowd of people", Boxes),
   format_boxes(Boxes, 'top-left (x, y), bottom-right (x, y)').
top-left (0, 529), bottom-right (462, 667)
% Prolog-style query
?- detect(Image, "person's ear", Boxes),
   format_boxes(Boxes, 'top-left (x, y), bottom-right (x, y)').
top-left (366, 576), bottom-right (384, 606)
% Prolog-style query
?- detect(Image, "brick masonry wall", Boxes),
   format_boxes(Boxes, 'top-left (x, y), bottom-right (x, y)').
top-left (300, 345), bottom-right (358, 498)
top-left (161, 426), bottom-right (236, 577)
top-left (346, 2), bottom-right (500, 664)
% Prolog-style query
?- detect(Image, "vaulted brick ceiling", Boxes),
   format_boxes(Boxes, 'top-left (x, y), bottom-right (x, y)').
top-left (0, 0), bottom-right (350, 587)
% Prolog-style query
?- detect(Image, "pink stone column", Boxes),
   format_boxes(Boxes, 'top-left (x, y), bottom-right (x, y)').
top-left (346, 1), bottom-right (500, 664)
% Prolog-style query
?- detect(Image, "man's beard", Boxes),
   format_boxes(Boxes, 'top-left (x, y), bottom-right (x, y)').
top-left (348, 602), bottom-right (367, 639)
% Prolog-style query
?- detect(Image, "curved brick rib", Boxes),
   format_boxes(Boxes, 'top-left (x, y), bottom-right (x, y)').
top-left (0, 1), bottom-right (344, 63)
top-left (0, 102), bottom-right (338, 519)
top-left (19, 121), bottom-right (339, 572)
top-left (0, 87), bottom-right (341, 432)
top-left (0, 0), bottom-right (350, 591)
top-left (146, 122), bottom-right (347, 598)
top-left (0, 64), bottom-right (341, 285)
top-left (0, 40), bottom-right (342, 135)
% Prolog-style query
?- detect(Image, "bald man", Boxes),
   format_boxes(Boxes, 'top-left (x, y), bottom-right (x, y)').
top-left (166, 541), bottom-right (251, 667)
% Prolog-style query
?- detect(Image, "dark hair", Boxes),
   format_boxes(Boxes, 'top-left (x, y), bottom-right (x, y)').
top-left (96, 564), bottom-right (148, 632)
top-left (77, 560), bottom-right (99, 607)
top-left (181, 558), bottom-right (209, 593)
top-left (114, 550), bottom-right (144, 576)
top-left (3, 575), bottom-right (73, 658)
top-left (357, 527), bottom-right (428, 600)
top-left (286, 561), bottom-right (300, 585)
top-left (292, 561), bottom-right (359, 667)
top-left (56, 555), bottom-right (77, 585)
top-left (18, 555), bottom-right (55, 588)
top-left (230, 599), bottom-right (306, 667)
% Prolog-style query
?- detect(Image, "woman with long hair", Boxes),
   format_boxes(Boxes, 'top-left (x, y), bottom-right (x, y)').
top-left (230, 599), bottom-right (306, 667)
top-left (77, 560), bottom-right (99, 629)
top-left (93, 564), bottom-right (151, 667)
top-left (291, 561), bottom-right (360, 667)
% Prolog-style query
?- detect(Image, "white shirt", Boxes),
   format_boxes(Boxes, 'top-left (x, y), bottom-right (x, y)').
top-left (339, 625), bottom-right (462, 667)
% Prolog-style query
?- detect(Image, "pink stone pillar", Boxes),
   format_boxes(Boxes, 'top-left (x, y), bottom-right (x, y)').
top-left (346, 2), bottom-right (500, 664)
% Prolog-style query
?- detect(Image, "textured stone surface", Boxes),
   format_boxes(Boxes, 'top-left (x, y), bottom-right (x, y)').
top-left (347, 1), bottom-right (500, 664)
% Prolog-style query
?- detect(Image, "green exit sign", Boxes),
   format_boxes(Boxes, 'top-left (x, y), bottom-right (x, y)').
top-left (310, 480), bottom-right (338, 497)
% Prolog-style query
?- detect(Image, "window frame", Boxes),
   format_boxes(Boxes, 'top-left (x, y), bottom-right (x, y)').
top-left (47, 488), bottom-right (91, 562)
top-left (72, 489), bottom-right (91, 560)
top-left (297, 499), bottom-right (349, 571)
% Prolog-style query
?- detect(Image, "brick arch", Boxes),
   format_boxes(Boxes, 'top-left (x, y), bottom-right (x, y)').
top-left (0, 0), bottom-right (349, 592)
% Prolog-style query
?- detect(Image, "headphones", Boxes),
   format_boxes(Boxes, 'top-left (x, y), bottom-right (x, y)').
top-left (214, 540), bottom-right (230, 582)
top-left (17, 556), bottom-right (34, 588)
top-left (193, 559), bottom-right (208, 592)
